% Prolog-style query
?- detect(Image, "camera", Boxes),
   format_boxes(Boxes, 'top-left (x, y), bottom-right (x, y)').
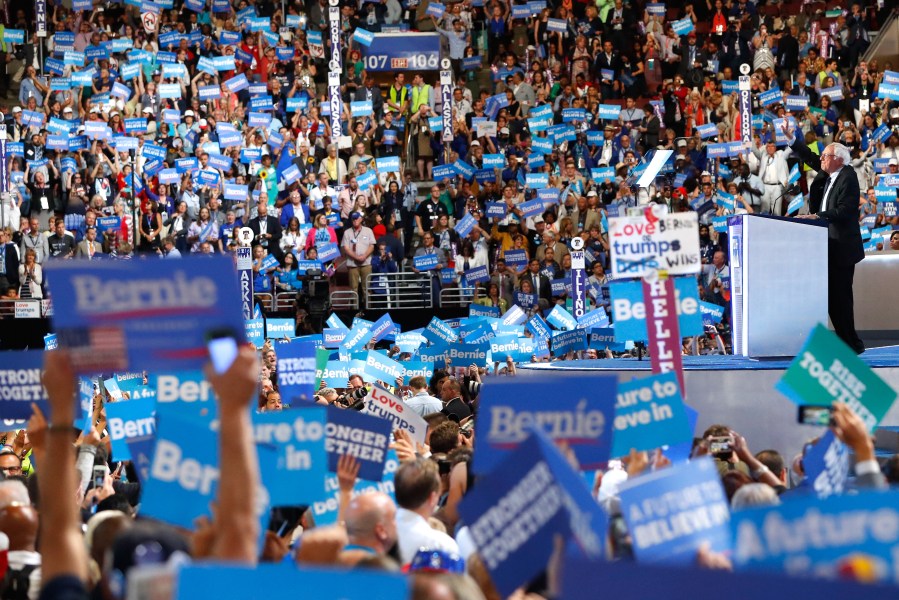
top-left (708, 436), bottom-right (733, 456)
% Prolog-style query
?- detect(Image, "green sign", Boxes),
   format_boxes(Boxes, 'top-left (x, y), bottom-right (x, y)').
top-left (776, 324), bottom-right (897, 431)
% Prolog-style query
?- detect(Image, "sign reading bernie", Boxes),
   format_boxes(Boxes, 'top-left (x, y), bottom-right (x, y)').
top-left (609, 211), bottom-right (700, 279)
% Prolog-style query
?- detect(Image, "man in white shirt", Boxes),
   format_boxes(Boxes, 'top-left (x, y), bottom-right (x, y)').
top-left (395, 458), bottom-right (459, 565)
top-left (309, 172), bottom-right (337, 212)
top-left (755, 140), bottom-right (791, 215)
top-left (405, 376), bottom-right (443, 417)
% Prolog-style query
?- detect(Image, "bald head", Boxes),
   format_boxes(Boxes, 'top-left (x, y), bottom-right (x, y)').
top-left (0, 480), bottom-right (29, 511)
top-left (0, 504), bottom-right (39, 551)
top-left (343, 491), bottom-right (397, 556)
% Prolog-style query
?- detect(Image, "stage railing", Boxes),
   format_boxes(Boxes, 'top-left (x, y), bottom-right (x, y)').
top-left (365, 272), bottom-right (434, 310)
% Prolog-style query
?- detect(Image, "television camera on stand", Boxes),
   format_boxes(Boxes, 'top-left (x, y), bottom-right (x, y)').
top-left (295, 268), bottom-right (331, 334)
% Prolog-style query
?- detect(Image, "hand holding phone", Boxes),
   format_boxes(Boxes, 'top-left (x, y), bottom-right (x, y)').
top-left (798, 405), bottom-right (834, 426)
top-left (207, 331), bottom-right (239, 374)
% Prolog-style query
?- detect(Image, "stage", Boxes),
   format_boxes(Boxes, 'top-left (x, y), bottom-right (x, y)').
top-left (517, 346), bottom-right (899, 464)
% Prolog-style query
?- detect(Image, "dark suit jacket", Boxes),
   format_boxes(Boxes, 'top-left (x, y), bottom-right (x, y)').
top-left (790, 140), bottom-right (864, 266)
top-left (1, 243), bottom-right (19, 288)
top-left (490, 271), bottom-right (517, 306)
top-left (249, 216), bottom-right (283, 260)
top-left (521, 271), bottom-right (552, 303)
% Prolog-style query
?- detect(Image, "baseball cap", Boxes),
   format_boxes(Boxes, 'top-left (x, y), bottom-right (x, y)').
top-left (676, 139), bottom-right (687, 148)
top-left (142, 106), bottom-right (154, 114)
top-left (890, 158), bottom-right (898, 166)
top-left (199, 119), bottom-right (208, 129)
top-left (500, 126), bottom-right (510, 134)
top-left (63, 107), bottom-right (73, 114)
top-left (184, 110), bottom-right (195, 118)
top-left (350, 212), bottom-right (363, 220)
top-left (470, 140), bottom-right (480, 146)
top-left (586, 190), bottom-right (597, 197)
top-left (11, 107), bottom-right (22, 114)
top-left (407, 549), bottom-right (465, 574)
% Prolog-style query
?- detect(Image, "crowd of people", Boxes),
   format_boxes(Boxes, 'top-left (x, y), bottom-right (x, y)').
top-left (0, 328), bottom-right (893, 599)
top-left (0, 0), bottom-right (897, 319)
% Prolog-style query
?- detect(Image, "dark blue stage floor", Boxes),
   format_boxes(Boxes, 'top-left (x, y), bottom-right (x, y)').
top-left (526, 345), bottom-right (899, 372)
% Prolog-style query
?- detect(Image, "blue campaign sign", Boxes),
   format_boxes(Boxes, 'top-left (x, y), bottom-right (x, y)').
top-left (588, 327), bottom-right (626, 352)
top-left (323, 328), bottom-right (348, 349)
top-left (370, 313), bottom-right (396, 342)
top-left (266, 318), bottom-right (295, 339)
top-left (47, 257), bottom-right (245, 373)
top-left (364, 350), bottom-right (404, 384)
top-left (400, 360), bottom-right (433, 384)
top-left (412, 253), bottom-right (439, 271)
top-left (253, 408), bottom-right (328, 506)
top-left (245, 319), bottom-right (265, 348)
top-left (277, 340), bottom-right (317, 404)
top-left (801, 429), bottom-right (849, 498)
top-left (577, 307), bottom-right (609, 330)
top-left (446, 341), bottom-right (490, 363)
top-left (470, 304), bottom-right (501, 318)
top-left (552, 328), bottom-right (587, 355)
top-left (459, 430), bottom-right (608, 598)
top-left (501, 305), bottom-right (528, 326)
top-left (464, 265), bottom-right (490, 286)
top-left (151, 370), bottom-right (218, 425)
top-left (317, 360), bottom-right (351, 389)
top-left (313, 450), bottom-right (398, 525)
top-left (732, 490), bottom-right (899, 583)
top-left (0, 351), bottom-right (52, 420)
top-left (325, 406), bottom-right (392, 481)
top-left (177, 563), bottom-right (409, 600)
top-left (503, 250), bottom-right (528, 270)
top-left (341, 323), bottom-right (373, 353)
top-left (618, 457), bottom-right (730, 564)
top-left (423, 317), bottom-right (459, 345)
top-left (700, 301), bottom-right (725, 326)
top-left (141, 413), bottom-right (219, 529)
top-left (514, 291), bottom-right (537, 309)
top-left (527, 314), bottom-right (552, 340)
top-left (490, 334), bottom-right (528, 362)
top-left (610, 372), bottom-right (692, 457)
top-left (547, 305), bottom-right (578, 330)
top-left (610, 277), bottom-right (702, 341)
top-left (105, 398), bottom-right (156, 462)
top-left (454, 212), bottom-right (476, 237)
top-left (474, 375), bottom-right (617, 475)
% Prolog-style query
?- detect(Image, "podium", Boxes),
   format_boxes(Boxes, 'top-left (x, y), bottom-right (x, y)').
top-left (727, 214), bottom-right (828, 358)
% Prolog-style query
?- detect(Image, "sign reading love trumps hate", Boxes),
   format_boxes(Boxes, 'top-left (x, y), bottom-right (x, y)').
top-left (362, 385), bottom-right (428, 445)
top-left (608, 211), bottom-right (700, 279)
top-left (775, 324), bottom-right (896, 431)
top-left (474, 375), bottom-right (616, 475)
top-left (0, 351), bottom-right (51, 420)
top-left (459, 430), bottom-right (608, 598)
top-left (46, 256), bottom-right (246, 373)
top-left (618, 457), bottom-right (731, 564)
top-left (325, 407), bottom-right (392, 481)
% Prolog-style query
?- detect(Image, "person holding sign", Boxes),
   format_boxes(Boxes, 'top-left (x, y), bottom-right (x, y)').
top-left (783, 123), bottom-right (865, 354)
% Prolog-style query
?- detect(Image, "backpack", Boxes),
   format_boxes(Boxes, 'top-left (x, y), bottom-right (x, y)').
top-left (2, 564), bottom-right (38, 600)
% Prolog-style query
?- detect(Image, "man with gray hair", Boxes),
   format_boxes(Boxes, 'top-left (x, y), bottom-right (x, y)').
top-left (786, 126), bottom-right (865, 354)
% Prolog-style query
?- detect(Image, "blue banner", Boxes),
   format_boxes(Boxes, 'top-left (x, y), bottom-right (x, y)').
top-left (609, 277), bottom-right (702, 341)
top-left (253, 408), bottom-right (328, 506)
top-left (47, 257), bottom-right (246, 373)
top-left (177, 563), bottom-right (408, 599)
top-left (618, 457), bottom-right (730, 563)
top-left (276, 340), bottom-right (316, 404)
top-left (364, 350), bottom-right (404, 384)
top-left (0, 351), bottom-right (52, 420)
top-left (732, 490), bottom-right (899, 583)
top-left (105, 398), bottom-right (156, 461)
top-left (325, 406), bottom-right (392, 481)
top-left (458, 429), bottom-right (608, 598)
top-left (474, 375), bottom-right (616, 475)
top-left (610, 372), bottom-right (692, 457)
top-left (552, 328), bottom-right (587, 355)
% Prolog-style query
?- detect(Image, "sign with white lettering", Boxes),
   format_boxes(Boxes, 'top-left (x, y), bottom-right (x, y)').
top-left (618, 457), bottom-right (731, 563)
top-left (473, 375), bottom-right (616, 475)
top-left (47, 257), bottom-right (246, 373)
top-left (775, 324), bottom-right (896, 432)
top-left (0, 351), bottom-right (51, 420)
